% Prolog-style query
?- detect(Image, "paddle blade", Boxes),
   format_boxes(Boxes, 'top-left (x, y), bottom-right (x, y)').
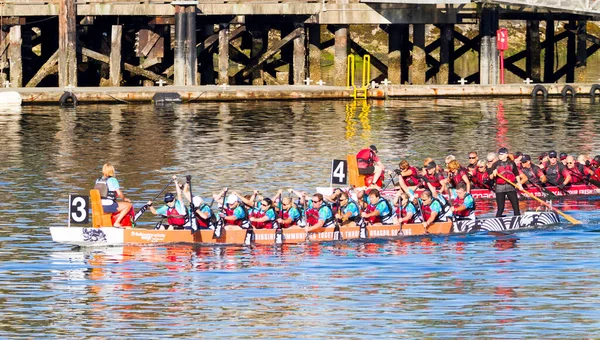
top-left (214, 218), bottom-right (224, 238)
top-left (133, 204), bottom-right (148, 222)
top-left (275, 228), bottom-right (284, 245)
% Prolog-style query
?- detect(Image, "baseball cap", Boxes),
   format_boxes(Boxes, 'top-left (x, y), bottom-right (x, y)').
top-left (538, 152), bottom-right (548, 160)
top-left (522, 154), bottom-right (531, 162)
top-left (164, 193), bottom-right (175, 203)
top-left (369, 145), bottom-right (378, 152)
top-left (426, 161), bottom-right (437, 170)
top-left (515, 151), bottom-right (523, 158)
top-left (226, 194), bottom-right (238, 205)
top-left (559, 152), bottom-right (567, 160)
top-left (498, 147), bottom-right (508, 155)
top-left (548, 150), bottom-right (557, 158)
top-left (192, 196), bottom-right (203, 207)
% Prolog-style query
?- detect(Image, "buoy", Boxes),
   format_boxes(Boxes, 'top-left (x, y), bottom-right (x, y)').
top-left (0, 91), bottom-right (22, 107)
top-left (153, 92), bottom-right (182, 105)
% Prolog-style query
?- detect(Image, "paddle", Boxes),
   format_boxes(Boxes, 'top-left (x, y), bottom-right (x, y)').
top-left (528, 179), bottom-right (557, 199)
top-left (134, 177), bottom-right (175, 222)
top-left (381, 172), bottom-right (397, 191)
top-left (213, 188), bottom-right (229, 238)
top-left (332, 197), bottom-right (343, 241)
top-left (186, 175), bottom-right (200, 232)
top-left (546, 179), bottom-right (570, 196)
top-left (496, 174), bottom-right (581, 225)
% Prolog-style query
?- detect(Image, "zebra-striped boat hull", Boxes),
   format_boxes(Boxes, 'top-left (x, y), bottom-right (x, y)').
top-left (453, 211), bottom-right (561, 233)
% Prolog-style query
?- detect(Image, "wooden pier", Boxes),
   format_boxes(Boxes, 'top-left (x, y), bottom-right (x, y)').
top-left (0, 0), bottom-right (600, 102)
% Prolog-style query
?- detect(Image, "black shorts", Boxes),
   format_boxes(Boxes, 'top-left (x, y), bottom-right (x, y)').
top-left (358, 166), bottom-right (375, 175)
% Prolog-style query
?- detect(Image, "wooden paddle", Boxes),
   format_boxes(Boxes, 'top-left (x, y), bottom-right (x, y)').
top-left (496, 174), bottom-right (581, 225)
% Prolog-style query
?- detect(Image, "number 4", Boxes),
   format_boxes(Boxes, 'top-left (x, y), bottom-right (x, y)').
top-left (333, 162), bottom-right (345, 182)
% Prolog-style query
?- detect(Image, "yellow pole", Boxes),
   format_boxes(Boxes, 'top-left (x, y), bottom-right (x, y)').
top-left (346, 55), bottom-right (355, 89)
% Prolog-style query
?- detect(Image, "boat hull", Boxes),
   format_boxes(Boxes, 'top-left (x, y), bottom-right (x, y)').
top-left (50, 212), bottom-right (560, 247)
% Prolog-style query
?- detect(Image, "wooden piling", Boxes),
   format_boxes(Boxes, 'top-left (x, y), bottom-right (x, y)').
top-left (292, 24), bottom-right (306, 85)
top-left (308, 24), bottom-right (321, 83)
top-left (0, 30), bottom-right (7, 84)
top-left (566, 20), bottom-right (576, 83)
top-left (544, 19), bottom-right (555, 83)
top-left (400, 24), bottom-right (410, 85)
top-left (526, 20), bottom-right (541, 82)
top-left (58, 0), bottom-right (77, 87)
top-left (439, 24), bottom-right (454, 84)
top-left (174, 5), bottom-right (186, 86)
top-left (334, 25), bottom-right (348, 87)
top-left (489, 8), bottom-right (499, 85)
top-left (250, 25), bottom-right (265, 85)
top-left (109, 25), bottom-right (122, 87)
top-left (200, 24), bottom-right (215, 85)
top-left (185, 6), bottom-right (197, 86)
top-left (576, 20), bottom-right (587, 82)
top-left (411, 24), bottom-right (426, 85)
top-left (218, 23), bottom-right (230, 85)
top-left (388, 24), bottom-right (401, 84)
top-left (8, 26), bottom-right (22, 88)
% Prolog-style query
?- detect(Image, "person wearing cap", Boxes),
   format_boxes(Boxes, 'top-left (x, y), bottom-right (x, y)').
top-left (356, 145), bottom-right (385, 188)
top-left (560, 152), bottom-right (568, 166)
top-left (538, 152), bottom-right (549, 169)
top-left (543, 150), bottom-right (571, 190)
top-left (191, 196), bottom-right (216, 229)
top-left (220, 194), bottom-right (251, 229)
top-left (148, 178), bottom-right (187, 230)
top-left (489, 147), bottom-right (523, 217)
top-left (520, 154), bottom-right (547, 188)
top-left (565, 155), bottom-right (594, 185)
top-left (421, 161), bottom-right (447, 192)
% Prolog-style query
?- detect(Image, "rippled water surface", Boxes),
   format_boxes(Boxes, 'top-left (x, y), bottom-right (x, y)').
top-left (1, 98), bottom-right (600, 338)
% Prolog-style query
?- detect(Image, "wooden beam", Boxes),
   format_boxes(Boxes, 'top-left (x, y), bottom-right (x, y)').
top-left (141, 31), bottom-right (161, 58)
top-left (9, 26), bottom-right (22, 88)
top-left (218, 23), bottom-right (230, 84)
top-left (240, 26), bottom-right (302, 79)
top-left (349, 39), bottom-right (387, 76)
top-left (26, 50), bottom-right (58, 87)
top-left (81, 47), bottom-right (172, 84)
top-left (110, 25), bottom-right (122, 87)
top-left (198, 25), bottom-right (245, 55)
top-left (59, 0), bottom-right (77, 87)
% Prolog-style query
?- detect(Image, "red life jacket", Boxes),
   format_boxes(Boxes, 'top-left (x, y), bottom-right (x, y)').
top-left (306, 208), bottom-right (319, 226)
top-left (424, 172), bottom-right (444, 189)
top-left (365, 198), bottom-right (393, 224)
top-left (396, 202), bottom-right (417, 224)
top-left (472, 170), bottom-right (491, 189)
top-left (224, 206), bottom-right (248, 226)
top-left (450, 167), bottom-right (468, 187)
top-left (403, 166), bottom-right (420, 186)
top-left (167, 206), bottom-right (186, 226)
top-left (421, 198), bottom-right (446, 222)
top-left (453, 193), bottom-right (475, 218)
top-left (279, 207), bottom-right (301, 228)
top-left (251, 208), bottom-right (276, 229)
top-left (195, 204), bottom-right (214, 228)
top-left (566, 163), bottom-right (586, 184)
top-left (496, 161), bottom-right (517, 185)
top-left (356, 149), bottom-right (376, 169)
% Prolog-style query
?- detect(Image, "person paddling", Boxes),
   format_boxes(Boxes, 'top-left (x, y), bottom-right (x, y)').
top-left (306, 193), bottom-right (335, 232)
top-left (94, 163), bottom-right (133, 228)
top-left (543, 150), bottom-right (571, 190)
top-left (451, 182), bottom-right (475, 221)
top-left (520, 154), bottom-right (547, 188)
top-left (489, 147), bottom-right (523, 217)
top-left (148, 180), bottom-right (187, 230)
top-left (356, 145), bottom-right (385, 188)
top-left (335, 192), bottom-right (361, 226)
top-left (276, 196), bottom-right (302, 228)
top-left (565, 155), bottom-right (594, 185)
top-left (360, 189), bottom-right (394, 225)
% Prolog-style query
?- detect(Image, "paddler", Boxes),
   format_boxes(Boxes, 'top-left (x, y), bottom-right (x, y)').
top-left (148, 179), bottom-right (187, 230)
top-left (489, 147), bottom-right (523, 217)
top-left (451, 182), bottom-right (475, 221)
top-left (565, 155), bottom-right (594, 185)
top-left (335, 192), bottom-right (361, 226)
top-left (421, 161), bottom-right (447, 192)
top-left (276, 196), bottom-right (302, 228)
top-left (467, 151), bottom-right (479, 173)
top-left (519, 154), bottom-right (547, 188)
top-left (392, 191), bottom-right (419, 225)
top-left (94, 163), bottom-right (133, 228)
top-left (543, 150), bottom-right (571, 190)
top-left (418, 189), bottom-right (448, 231)
top-left (356, 145), bottom-right (385, 188)
top-left (360, 189), bottom-right (394, 225)
top-left (471, 160), bottom-right (493, 190)
top-left (249, 197), bottom-right (277, 229)
top-left (306, 193), bottom-right (335, 232)
top-left (447, 160), bottom-right (471, 193)
top-left (220, 194), bottom-right (251, 229)
top-left (397, 160), bottom-right (420, 187)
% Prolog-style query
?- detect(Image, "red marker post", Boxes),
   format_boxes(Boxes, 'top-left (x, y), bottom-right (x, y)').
top-left (496, 28), bottom-right (509, 84)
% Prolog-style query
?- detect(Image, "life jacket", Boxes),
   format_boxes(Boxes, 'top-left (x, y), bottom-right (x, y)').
top-left (195, 204), bottom-right (216, 229)
top-left (94, 177), bottom-right (116, 201)
top-left (365, 198), bottom-right (394, 225)
top-left (279, 207), bottom-right (301, 228)
top-left (421, 198), bottom-right (447, 223)
top-left (472, 170), bottom-right (492, 189)
top-left (224, 205), bottom-right (251, 228)
top-left (521, 165), bottom-right (542, 185)
top-left (343, 199), bottom-right (361, 222)
top-left (309, 204), bottom-right (335, 227)
top-left (423, 172), bottom-right (444, 190)
top-left (449, 167), bottom-right (469, 188)
top-left (167, 206), bottom-right (186, 227)
top-left (453, 193), bottom-right (475, 218)
top-left (396, 201), bottom-right (418, 224)
top-left (356, 148), bottom-right (376, 169)
top-left (545, 163), bottom-right (565, 185)
top-left (496, 161), bottom-right (517, 185)
top-left (566, 163), bottom-right (586, 184)
top-left (251, 207), bottom-right (277, 229)
top-left (403, 166), bottom-right (421, 186)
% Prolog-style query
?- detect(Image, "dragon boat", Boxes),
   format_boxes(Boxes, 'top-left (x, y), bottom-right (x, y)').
top-left (50, 189), bottom-right (561, 247)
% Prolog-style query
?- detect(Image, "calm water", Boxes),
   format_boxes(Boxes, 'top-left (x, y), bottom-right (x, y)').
top-left (1, 98), bottom-right (600, 338)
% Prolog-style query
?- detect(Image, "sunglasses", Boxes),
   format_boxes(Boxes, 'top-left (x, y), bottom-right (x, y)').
top-left (312, 200), bottom-right (321, 203)
top-left (469, 157), bottom-right (477, 159)
top-left (549, 156), bottom-right (557, 159)
top-left (567, 162), bottom-right (574, 164)
top-left (478, 166), bottom-right (486, 169)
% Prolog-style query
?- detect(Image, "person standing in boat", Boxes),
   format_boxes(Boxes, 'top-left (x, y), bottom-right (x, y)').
top-left (543, 150), bottom-right (571, 190)
top-left (148, 178), bottom-right (187, 230)
top-left (94, 163), bottom-right (133, 228)
top-left (451, 182), bottom-right (475, 221)
top-left (489, 147), bottom-right (523, 217)
top-left (356, 145), bottom-right (385, 188)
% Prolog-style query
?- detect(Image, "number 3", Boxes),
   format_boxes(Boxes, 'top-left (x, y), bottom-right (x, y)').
top-left (71, 196), bottom-right (88, 223)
